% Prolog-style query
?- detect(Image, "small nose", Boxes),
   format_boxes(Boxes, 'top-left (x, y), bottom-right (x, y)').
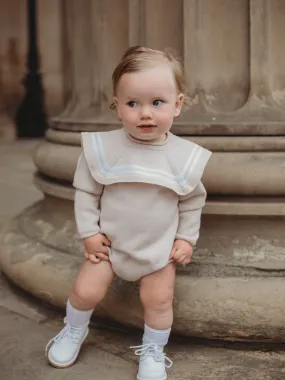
top-left (140, 105), bottom-right (152, 119)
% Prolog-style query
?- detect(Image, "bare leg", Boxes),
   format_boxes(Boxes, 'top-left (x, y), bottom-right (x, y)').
top-left (140, 262), bottom-right (176, 330)
top-left (135, 263), bottom-right (176, 379)
top-left (46, 260), bottom-right (114, 368)
top-left (69, 260), bottom-right (114, 310)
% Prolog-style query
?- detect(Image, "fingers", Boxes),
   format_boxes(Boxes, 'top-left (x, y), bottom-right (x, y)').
top-left (95, 252), bottom-right (110, 261)
top-left (177, 255), bottom-right (191, 265)
top-left (181, 258), bottom-right (191, 266)
top-left (86, 251), bottom-right (110, 263)
top-left (102, 235), bottom-right (111, 246)
top-left (87, 245), bottom-right (109, 255)
top-left (172, 248), bottom-right (184, 261)
top-left (88, 253), bottom-right (101, 263)
top-left (171, 248), bottom-right (192, 265)
top-left (169, 246), bottom-right (178, 259)
top-left (100, 245), bottom-right (110, 254)
top-left (176, 254), bottom-right (186, 264)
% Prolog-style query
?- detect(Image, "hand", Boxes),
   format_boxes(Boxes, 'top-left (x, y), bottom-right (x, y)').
top-left (169, 239), bottom-right (193, 265)
top-left (83, 233), bottom-right (111, 263)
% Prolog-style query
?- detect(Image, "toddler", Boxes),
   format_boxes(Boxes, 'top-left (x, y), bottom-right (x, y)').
top-left (46, 46), bottom-right (211, 380)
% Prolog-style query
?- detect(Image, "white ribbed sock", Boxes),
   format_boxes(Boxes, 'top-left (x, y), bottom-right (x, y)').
top-left (66, 299), bottom-right (94, 327)
top-left (142, 324), bottom-right (171, 347)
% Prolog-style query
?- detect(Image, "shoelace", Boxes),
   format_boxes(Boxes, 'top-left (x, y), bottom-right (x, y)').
top-left (45, 318), bottom-right (87, 356)
top-left (130, 343), bottom-right (173, 368)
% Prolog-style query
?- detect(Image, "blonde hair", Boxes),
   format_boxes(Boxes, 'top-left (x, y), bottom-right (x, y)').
top-left (110, 46), bottom-right (187, 110)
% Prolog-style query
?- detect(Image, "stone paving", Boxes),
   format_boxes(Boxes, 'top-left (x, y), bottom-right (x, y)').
top-left (1, 139), bottom-right (285, 379)
top-left (0, 140), bottom-right (42, 229)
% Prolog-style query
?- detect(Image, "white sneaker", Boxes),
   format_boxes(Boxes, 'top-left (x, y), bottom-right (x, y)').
top-left (45, 318), bottom-right (89, 368)
top-left (131, 343), bottom-right (173, 380)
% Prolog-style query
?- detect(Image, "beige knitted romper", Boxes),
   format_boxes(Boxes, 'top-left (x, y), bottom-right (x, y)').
top-left (73, 129), bottom-right (212, 281)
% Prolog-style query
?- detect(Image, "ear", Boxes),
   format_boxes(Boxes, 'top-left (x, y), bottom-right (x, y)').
top-left (113, 97), bottom-right (122, 120)
top-left (174, 93), bottom-right (184, 117)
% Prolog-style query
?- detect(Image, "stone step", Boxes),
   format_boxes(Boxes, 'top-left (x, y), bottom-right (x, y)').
top-left (1, 302), bottom-right (285, 380)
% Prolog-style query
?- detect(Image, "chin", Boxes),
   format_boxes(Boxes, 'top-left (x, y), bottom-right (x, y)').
top-left (139, 134), bottom-right (156, 139)
top-left (131, 131), bottom-right (153, 139)
top-left (139, 134), bottom-right (159, 141)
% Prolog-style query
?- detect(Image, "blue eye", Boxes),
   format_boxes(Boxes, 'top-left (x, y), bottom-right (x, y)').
top-left (153, 99), bottom-right (163, 107)
top-left (127, 101), bottom-right (137, 108)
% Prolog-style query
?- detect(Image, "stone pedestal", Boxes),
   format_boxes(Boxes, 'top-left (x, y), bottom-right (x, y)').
top-left (1, 0), bottom-right (285, 341)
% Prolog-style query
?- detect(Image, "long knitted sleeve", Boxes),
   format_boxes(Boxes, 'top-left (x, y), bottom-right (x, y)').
top-left (73, 153), bottom-right (104, 239)
top-left (175, 182), bottom-right (207, 246)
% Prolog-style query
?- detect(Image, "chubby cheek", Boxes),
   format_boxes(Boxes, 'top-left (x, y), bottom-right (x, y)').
top-left (120, 107), bottom-right (138, 125)
top-left (156, 111), bottom-right (174, 128)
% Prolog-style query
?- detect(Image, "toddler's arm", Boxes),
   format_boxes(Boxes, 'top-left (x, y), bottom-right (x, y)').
top-left (74, 189), bottom-right (101, 239)
top-left (175, 181), bottom-right (207, 246)
top-left (73, 153), bottom-right (111, 263)
top-left (73, 152), bottom-right (103, 239)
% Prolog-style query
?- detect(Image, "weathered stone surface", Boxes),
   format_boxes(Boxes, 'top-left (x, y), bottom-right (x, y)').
top-left (96, 325), bottom-right (285, 380)
top-left (14, 198), bottom-right (285, 275)
top-left (0, 306), bottom-right (137, 380)
top-left (2, 135), bottom-right (285, 342)
top-left (0, 272), bottom-right (52, 323)
top-left (2, 301), bottom-right (285, 380)
top-left (0, 140), bottom-right (42, 230)
top-left (2, 209), bottom-right (285, 341)
top-left (0, 254), bottom-right (285, 380)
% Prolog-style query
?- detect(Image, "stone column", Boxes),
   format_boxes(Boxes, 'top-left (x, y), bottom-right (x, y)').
top-left (0, 0), bottom-right (65, 123)
top-left (0, 0), bottom-right (25, 142)
top-left (1, 0), bottom-right (285, 341)
top-left (37, 0), bottom-right (65, 116)
top-left (0, 70), bottom-right (15, 142)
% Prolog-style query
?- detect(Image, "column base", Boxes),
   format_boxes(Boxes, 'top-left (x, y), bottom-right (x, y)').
top-left (1, 192), bottom-right (285, 342)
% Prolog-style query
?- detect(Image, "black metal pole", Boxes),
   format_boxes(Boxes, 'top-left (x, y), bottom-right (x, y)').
top-left (15, 0), bottom-right (47, 138)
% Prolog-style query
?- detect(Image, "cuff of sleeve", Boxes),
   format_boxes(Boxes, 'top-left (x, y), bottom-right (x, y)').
top-left (175, 234), bottom-right (197, 246)
top-left (79, 231), bottom-right (100, 240)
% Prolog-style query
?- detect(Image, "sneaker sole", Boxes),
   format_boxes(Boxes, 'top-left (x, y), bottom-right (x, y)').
top-left (137, 375), bottom-right (167, 380)
top-left (47, 330), bottom-right (89, 369)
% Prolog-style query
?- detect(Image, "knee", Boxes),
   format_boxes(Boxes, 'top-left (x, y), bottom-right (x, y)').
top-left (72, 280), bottom-right (106, 306)
top-left (140, 286), bottom-right (174, 311)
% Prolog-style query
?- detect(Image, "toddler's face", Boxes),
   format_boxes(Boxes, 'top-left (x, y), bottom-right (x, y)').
top-left (114, 64), bottom-right (184, 143)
